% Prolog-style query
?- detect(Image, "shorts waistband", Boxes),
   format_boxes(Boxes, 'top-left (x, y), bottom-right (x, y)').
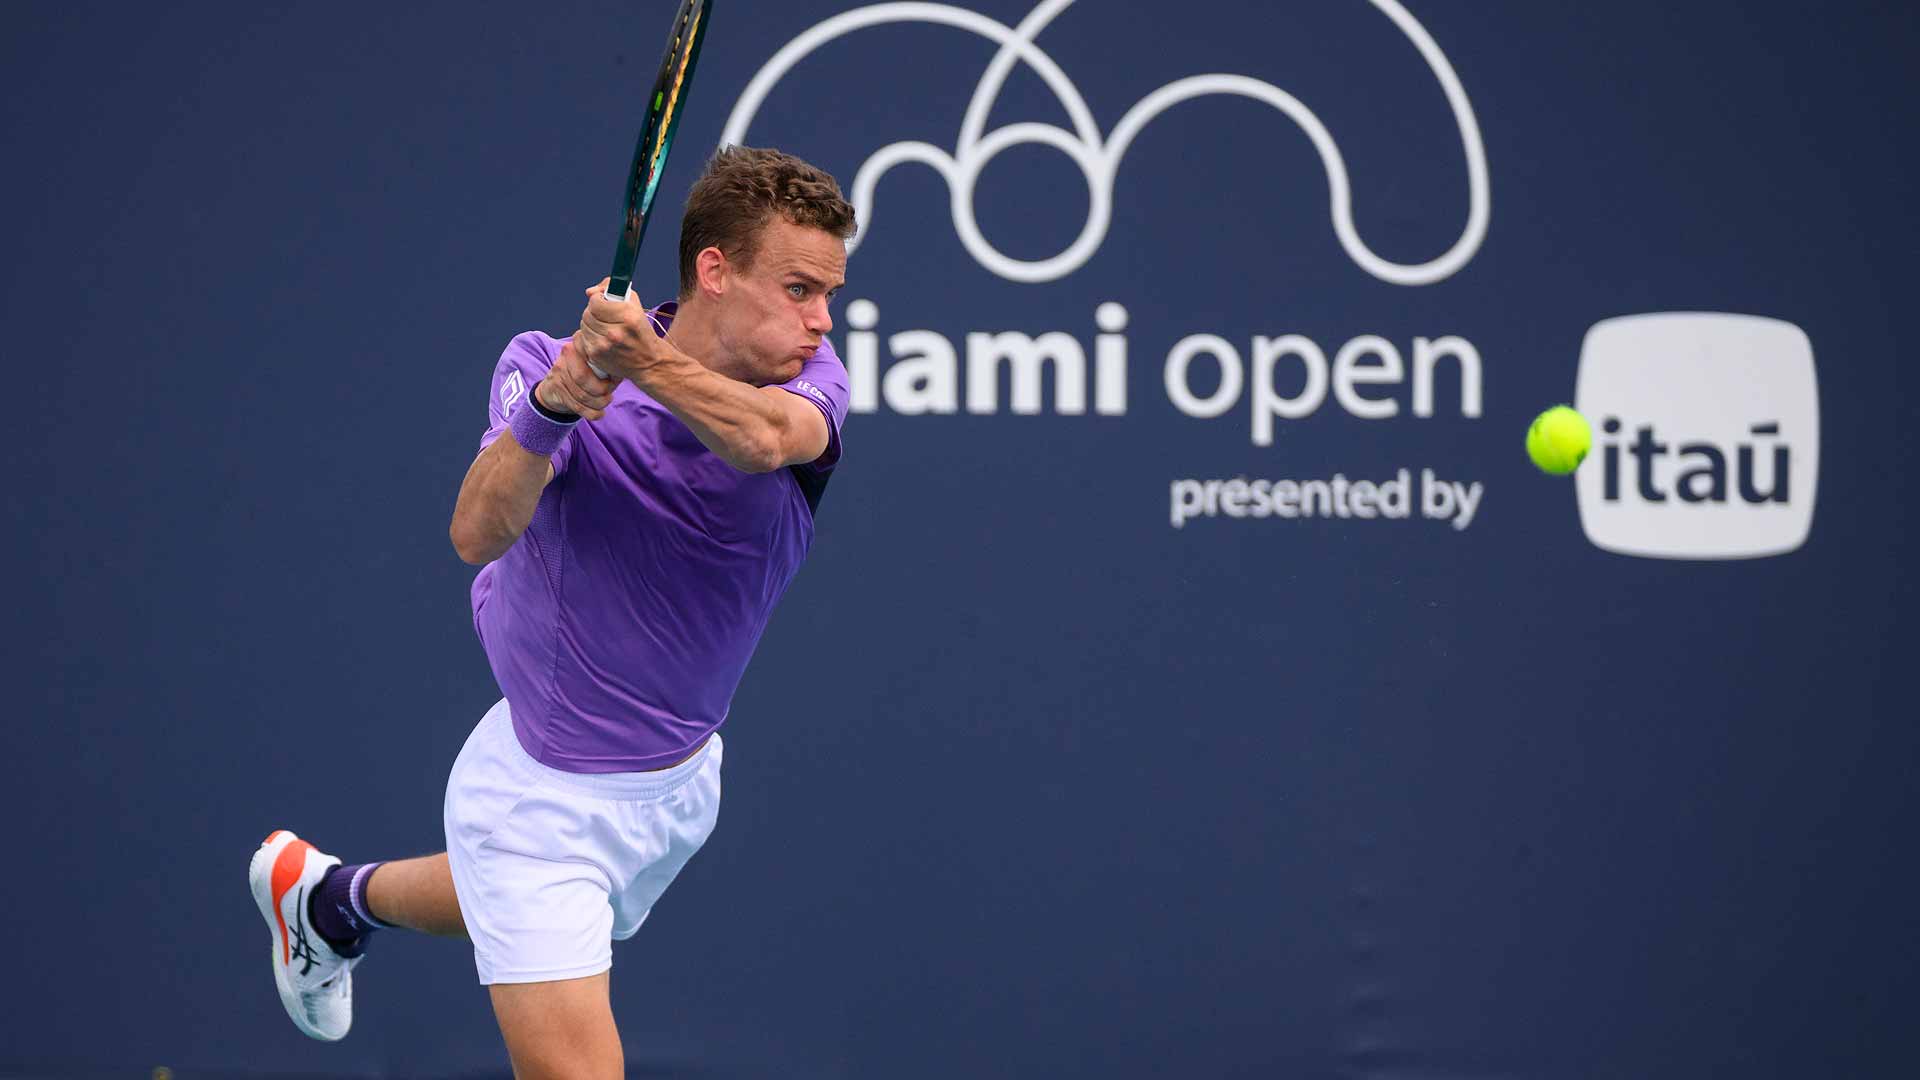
top-left (483, 699), bottom-right (719, 800)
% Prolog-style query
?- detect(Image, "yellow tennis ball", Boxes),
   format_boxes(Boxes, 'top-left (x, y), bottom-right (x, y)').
top-left (1527, 405), bottom-right (1591, 475)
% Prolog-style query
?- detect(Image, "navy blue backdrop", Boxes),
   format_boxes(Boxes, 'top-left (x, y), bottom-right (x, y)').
top-left (5, 1), bottom-right (1916, 1076)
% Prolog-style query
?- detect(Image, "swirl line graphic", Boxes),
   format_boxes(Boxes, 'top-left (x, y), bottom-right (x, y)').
top-left (721, 0), bottom-right (1489, 285)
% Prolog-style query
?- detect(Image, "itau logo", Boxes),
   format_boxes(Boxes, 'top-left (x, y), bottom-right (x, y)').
top-left (1574, 313), bottom-right (1819, 560)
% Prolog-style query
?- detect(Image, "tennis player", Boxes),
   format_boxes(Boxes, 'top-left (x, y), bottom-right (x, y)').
top-left (248, 145), bottom-right (855, 1078)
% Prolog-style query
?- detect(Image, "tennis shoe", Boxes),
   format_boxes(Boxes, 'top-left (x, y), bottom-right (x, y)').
top-left (248, 829), bottom-right (362, 1041)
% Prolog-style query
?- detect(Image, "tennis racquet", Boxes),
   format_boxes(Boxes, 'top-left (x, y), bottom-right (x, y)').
top-left (591, 0), bottom-right (714, 376)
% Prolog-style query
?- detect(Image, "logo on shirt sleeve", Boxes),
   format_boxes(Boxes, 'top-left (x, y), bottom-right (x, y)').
top-left (794, 378), bottom-right (830, 407)
top-left (499, 370), bottom-right (527, 417)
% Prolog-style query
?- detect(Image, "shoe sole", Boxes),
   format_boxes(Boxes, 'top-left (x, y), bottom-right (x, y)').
top-left (249, 830), bottom-right (345, 1042)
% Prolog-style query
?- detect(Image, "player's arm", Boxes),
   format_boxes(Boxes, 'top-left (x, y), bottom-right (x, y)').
top-left (449, 347), bottom-right (617, 564)
top-left (567, 282), bottom-right (827, 472)
top-left (636, 358), bottom-right (828, 473)
top-left (448, 436), bottom-right (555, 566)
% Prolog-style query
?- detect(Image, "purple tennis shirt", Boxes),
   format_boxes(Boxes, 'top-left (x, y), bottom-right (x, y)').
top-left (469, 303), bottom-right (848, 773)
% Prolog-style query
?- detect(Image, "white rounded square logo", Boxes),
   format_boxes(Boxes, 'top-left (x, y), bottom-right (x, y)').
top-left (1574, 313), bottom-right (1819, 560)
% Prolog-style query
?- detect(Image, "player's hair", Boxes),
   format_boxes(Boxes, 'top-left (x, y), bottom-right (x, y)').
top-left (678, 145), bottom-right (857, 298)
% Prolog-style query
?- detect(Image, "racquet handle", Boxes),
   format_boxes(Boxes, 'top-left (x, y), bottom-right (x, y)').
top-left (587, 287), bottom-right (641, 378)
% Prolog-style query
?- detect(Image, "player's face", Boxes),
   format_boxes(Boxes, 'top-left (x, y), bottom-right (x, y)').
top-left (716, 217), bottom-right (847, 385)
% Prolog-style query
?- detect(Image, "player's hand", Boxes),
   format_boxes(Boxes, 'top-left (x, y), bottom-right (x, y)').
top-left (572, 278), bottom-right (677, 385)
top-left (538, 342), bottom-right (620, 421)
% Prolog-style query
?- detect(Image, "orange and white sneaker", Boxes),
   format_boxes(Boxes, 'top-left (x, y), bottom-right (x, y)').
top-left (248, 830), bottom-right (361, 1041)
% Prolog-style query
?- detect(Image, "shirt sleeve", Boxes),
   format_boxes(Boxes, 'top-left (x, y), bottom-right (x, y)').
top-left (478, 331), bottom-right (577, 476)
top-left (773, 336), bottom-right (851, 472)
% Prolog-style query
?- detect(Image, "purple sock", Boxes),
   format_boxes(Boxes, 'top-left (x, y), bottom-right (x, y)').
top-left (307, 862), bottom-right (390, 954)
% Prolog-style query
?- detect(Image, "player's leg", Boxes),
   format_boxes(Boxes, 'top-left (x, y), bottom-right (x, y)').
top-left (363, 853), bottom-right (465, 937)
top-left (489, 974), bottom-right (623, 1080)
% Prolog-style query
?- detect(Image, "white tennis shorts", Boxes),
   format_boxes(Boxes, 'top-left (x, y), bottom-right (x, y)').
top-left (443, 698), bottom-right (722, 985)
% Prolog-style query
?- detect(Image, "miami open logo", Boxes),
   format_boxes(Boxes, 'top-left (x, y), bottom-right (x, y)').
top-left (722, 0), bottom-right (1490, 286)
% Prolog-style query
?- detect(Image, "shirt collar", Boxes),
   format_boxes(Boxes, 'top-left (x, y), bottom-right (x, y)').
top-left (650, 300), bottom-right (678, 337)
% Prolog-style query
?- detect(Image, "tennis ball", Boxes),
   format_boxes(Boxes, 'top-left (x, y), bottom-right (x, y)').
top-left (1526, 405), bottom-right (1591, 475)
